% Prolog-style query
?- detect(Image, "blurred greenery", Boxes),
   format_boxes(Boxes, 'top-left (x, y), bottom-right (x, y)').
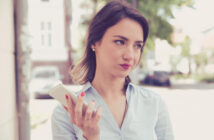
top-left (195, 74), bottom-right (214, 83)
top-left (177, 35), bottom-right (192, 74)
top-left (193, 52), bottom-right (209, 73)
top-left (31, 114), bottom-right (48, 129)
top-left (171, 73), bottom-right (214, 83)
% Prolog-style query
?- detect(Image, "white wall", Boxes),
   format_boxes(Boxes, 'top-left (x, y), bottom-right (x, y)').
top-left (0, 0), bottom-right (18, 140)
top-left (28, 0), bottom-right (67, 61)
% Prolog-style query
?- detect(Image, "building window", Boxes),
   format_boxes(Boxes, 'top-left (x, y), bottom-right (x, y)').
top-left (48, 22), bottom-right (51, 30)
top-left (41, 22), bottom-right (44, 30)
top-left (40, 21), bottom-right (52, 47)
top-left (48, 33), bottom-right (52, 46)
top-left (41, 34), bottom-right (45, 46)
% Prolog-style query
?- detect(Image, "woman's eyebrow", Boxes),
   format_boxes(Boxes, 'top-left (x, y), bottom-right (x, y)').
top-left (113, 35), bottom-right (144, 43)
top-left (113, 35), bottom-right (128, 41)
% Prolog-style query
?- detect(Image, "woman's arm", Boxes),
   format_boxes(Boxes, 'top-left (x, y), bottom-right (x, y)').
top-left (155, 97), bottom-right (174, 140)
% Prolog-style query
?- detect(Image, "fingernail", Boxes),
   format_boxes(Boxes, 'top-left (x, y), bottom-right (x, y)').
top-left (65, 94), bottom-right (68, 99)
top-left (81, 92), bottom-right (85, 97)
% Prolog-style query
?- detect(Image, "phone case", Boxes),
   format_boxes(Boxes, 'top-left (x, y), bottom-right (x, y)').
top-left (49, 84), bottom-right (88, 107)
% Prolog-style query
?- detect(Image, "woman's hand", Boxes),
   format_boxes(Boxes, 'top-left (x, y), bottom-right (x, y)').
top-left (64, 92), bottom-right (102, 140)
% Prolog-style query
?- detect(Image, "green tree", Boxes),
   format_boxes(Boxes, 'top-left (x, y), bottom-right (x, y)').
top-left (193, 52), bottom-right (208, 73)
top-left (127, 0), bottom-right (194, 48)
top-left (179, 36), bottom-right (192, 74)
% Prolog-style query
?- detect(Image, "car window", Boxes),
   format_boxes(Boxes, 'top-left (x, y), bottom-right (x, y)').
top-left (34, 71), bottom-right (56, 79)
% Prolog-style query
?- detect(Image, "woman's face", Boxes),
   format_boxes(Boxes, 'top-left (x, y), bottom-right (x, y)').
top-left (93, 18), bottom-right (144, 79)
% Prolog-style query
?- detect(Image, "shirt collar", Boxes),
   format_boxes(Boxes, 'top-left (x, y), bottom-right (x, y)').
top-left (78, 81), bottom-right (93, 94)
top-left (80, 81), bottom-right (135, 94)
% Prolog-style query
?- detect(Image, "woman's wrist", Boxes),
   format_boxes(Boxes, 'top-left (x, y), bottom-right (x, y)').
top-left (88, 138), bottom-right (99, 140)
top-left (84, 135), bottom-right (100, 140)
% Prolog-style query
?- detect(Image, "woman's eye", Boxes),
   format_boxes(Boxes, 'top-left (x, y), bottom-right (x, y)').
top-left (114, 40), bottom-right (125, 45)
top-left (135, 44), bottom-right (143, 49)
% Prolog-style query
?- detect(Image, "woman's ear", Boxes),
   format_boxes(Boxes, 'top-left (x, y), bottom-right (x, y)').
top-left (91, 44), bottom-right (96, 51)
top-left (91, 46), bottom-right (95, 51)
top-left (91, 41), bottom-right (101, 51)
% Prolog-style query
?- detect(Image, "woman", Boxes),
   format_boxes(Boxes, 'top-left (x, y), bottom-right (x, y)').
top-left (51, 1), bottom-right (174, 140)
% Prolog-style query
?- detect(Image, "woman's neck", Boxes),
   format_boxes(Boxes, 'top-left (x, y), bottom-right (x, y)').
top-left (91, 72), bottom-right (126, 98)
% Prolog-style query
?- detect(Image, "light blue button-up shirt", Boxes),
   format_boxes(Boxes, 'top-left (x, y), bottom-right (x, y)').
top-left (51, 82), bottom-right (174, 140)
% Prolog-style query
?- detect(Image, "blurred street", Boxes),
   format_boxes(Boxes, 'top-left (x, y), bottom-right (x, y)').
top-left (30, 82), bottom-right (214, 140)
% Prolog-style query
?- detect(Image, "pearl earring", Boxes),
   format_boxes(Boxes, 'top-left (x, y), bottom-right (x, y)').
top-left (92, 48), bottom-right (95, 51)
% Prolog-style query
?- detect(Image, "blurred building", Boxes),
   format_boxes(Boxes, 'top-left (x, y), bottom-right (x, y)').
top-left (202, 26), bottom-right (214, 51)
top-left (28, 0), bottom-right (72, 84)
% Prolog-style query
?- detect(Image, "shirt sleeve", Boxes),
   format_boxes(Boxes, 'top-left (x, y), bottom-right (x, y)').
top-left (51, 104), bottom-right (86, 140)
top-left (155, 96), bottom-right (174, 140)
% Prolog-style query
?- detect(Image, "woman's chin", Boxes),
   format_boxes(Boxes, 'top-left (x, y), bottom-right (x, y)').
top-left (110, 70), bottom-right (130, 79)
top-left (117, 72), bottom-right (129, 78)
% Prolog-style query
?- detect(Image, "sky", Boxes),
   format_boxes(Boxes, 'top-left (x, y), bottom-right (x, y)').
top-left (171, 0), bottom-right (214, 36)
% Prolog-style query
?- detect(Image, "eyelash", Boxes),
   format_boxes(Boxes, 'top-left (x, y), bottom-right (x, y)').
top-left (114, 40), bottom-right (143, 49)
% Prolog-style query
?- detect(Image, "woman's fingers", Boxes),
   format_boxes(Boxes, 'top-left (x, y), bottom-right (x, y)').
top-left (74, 92), bottom-right (85, 126)
top-left (63, 106), bottom-right (68, 112)
top-left (65, 94), bottom-right (75, 123)
top-left (92, 106), bottom-right (102, 124)
top-left (84, 100), bottom-right (95, 125)
top-left (65, 93), bottom-right (102, 131)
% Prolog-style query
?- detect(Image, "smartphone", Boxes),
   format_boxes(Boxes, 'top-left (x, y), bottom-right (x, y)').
top-left (49, 84), bottom-right (89, 113)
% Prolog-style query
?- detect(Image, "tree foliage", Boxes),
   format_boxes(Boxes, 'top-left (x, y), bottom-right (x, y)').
top-left (179, 36), bottom-right (191, 57)
top-left (129, 0), bottom-right (194, 49)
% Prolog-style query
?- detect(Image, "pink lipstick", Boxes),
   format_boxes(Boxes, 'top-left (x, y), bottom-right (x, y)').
top-left (120, 64), bottom-right (130, 70)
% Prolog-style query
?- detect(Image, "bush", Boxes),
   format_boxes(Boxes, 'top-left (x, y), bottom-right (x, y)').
top-left (171, 73), bottom-right (214, 83)
top-left (195, 74), bottom-right (214, 83)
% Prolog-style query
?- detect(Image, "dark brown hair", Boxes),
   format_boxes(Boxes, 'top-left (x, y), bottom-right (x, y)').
top-left (70, 0), bottom-right (149, 86)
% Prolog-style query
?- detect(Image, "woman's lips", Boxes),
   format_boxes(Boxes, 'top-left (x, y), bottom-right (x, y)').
top-left (120, 64), bottom-right (130, 70)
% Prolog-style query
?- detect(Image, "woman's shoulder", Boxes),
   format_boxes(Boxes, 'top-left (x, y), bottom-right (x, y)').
top-left (130, 83), bottom-right (162, 101)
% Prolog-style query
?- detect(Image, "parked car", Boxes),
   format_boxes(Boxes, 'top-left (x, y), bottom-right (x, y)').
top-left (140, 70), bottom-right (171, 87)
top-left (29, 66), bottom-right (63, 99)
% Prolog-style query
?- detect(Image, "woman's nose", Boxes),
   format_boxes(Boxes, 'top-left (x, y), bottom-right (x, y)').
top-left (122, 46), bottom-right (134, 61)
